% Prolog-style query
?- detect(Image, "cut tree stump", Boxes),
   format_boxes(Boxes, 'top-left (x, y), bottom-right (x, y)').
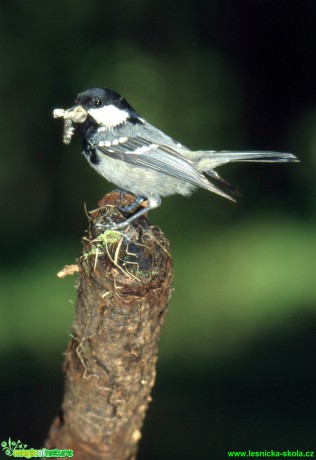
top-left (45, 191), bottom-right (173, 460)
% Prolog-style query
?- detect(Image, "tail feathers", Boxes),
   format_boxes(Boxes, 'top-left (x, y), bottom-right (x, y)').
top-left (219, 151), bottom-right (298, 162)
top-left (200, 151), bottom-right (298, 168)
top-left (204, 170), bottom-right (241, 199)
top-left (201, 151), bottom-right (298, 201)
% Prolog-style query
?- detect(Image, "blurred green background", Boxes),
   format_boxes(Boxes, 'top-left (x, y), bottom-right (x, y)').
top-left (1, 1), bottom-right (316, 458)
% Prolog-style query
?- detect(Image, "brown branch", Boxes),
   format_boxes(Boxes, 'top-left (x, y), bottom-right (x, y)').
top-left (45, 191), bottom-right (173, 460)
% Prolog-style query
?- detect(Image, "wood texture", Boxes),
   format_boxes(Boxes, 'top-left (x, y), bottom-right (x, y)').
top-left (45, 192), bottom-right (173, 459)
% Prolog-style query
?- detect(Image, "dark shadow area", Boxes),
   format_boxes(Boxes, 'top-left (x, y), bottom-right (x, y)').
top-left (0, 350), bottom-right (64, 446)
top-left (139, 310), bottom-right (316, 458)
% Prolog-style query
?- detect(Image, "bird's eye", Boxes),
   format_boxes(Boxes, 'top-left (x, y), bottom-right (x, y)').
top-left (94, 99), bottom-right (103, 107)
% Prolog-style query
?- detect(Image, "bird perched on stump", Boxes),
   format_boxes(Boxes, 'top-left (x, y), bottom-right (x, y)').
top-left (54, 87), bottom-right (298, 229)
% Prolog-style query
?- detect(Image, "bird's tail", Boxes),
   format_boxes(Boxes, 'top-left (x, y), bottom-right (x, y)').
top-left (197, 151), bottom-right (298, 169)
top-left (196, 150), bottom-right (298, 201)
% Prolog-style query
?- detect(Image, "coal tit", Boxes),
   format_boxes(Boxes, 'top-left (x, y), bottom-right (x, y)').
top-left (54, 87), bottom-right (298, 229)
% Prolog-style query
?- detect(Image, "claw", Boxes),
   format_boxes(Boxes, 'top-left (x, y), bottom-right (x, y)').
top-left (92, 194), bottom-right (161, 235)
top-left (92, 217), bottom-right (128, 236)
top-left (116, 195), bottom-right (145, 214)
top-left (92, 220), bottom-right (131, 242)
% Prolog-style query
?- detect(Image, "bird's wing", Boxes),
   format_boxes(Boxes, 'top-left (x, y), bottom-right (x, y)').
top-left (96, 136), bottom-right (209, 189)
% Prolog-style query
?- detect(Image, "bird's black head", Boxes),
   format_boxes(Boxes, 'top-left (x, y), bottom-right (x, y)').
top-left (74, 87), bottom-right (143, 130)
top-left (75, 87), bottom-right (137, 113)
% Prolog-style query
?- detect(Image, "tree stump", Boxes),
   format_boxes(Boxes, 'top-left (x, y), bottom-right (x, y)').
top-left (46, 191), bottom-right (173, 460)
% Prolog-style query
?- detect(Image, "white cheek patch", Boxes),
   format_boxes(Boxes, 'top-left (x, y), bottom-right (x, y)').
top-left (88, 105), bottom-right (129, 127)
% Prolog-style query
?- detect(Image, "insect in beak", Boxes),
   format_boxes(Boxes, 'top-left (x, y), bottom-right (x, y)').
top-left (53, 105), bottom-right (87, 144)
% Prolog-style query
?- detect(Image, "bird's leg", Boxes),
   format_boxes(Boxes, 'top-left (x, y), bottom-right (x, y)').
top-left (113, 194), bottom-right (161, 229)
top-left (97, 194), bottom-right (161, 231)
top-left (116, 192), bottom-right (145, 214)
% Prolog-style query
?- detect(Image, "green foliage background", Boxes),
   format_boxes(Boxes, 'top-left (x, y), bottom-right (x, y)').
top-left (1, 1), bottom-right (316, 457)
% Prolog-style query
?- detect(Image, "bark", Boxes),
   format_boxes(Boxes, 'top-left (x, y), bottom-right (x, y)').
top-left (45, 191), bottom-right (173, 460)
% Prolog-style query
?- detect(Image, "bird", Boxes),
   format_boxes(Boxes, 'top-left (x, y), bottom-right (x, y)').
top-left (54, 87), bottom-right (298, 229)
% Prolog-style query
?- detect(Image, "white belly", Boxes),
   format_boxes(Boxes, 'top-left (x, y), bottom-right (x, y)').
top-left (85, 151), bottom-right (196, 198)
